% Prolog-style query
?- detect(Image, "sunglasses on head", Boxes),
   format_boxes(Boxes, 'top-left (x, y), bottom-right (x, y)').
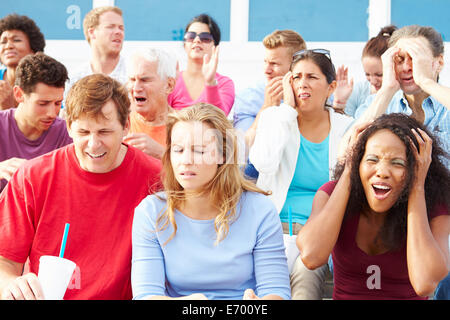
top-left (184, 31), bottom-right (214, 44)
top-left (293, 48), bottom-right (332, 61)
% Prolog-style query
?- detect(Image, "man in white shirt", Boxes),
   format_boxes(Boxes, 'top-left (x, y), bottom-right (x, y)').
top-left (67, 6), bottom-right (127, 93)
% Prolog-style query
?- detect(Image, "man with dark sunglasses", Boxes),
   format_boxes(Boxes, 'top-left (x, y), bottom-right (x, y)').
top-left (232, 29), bottom-right (306, 180)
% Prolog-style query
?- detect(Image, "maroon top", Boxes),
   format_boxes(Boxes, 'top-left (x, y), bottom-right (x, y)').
top-left (319, 180), bottom-right (448, 300)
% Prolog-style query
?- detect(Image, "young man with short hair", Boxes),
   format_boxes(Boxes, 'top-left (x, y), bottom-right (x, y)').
top-left (0, 52), bottom-right (71, 192)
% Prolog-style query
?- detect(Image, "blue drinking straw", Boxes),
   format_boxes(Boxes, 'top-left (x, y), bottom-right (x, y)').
top-left (288, 207), bottom-right (293, 236)
top-left (59, 223), bottom-right (70, 258)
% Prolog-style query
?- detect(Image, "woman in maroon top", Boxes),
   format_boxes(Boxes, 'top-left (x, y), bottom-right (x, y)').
top-left (298, 113), bottom-right (449, 299)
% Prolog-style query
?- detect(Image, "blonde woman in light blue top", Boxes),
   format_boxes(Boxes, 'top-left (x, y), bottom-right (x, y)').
top-left (131, 103), bottom-right (291, 300)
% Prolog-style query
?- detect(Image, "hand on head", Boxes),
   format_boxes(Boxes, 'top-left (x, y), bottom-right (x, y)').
top-left (409, 127), bottom-right (433, 187)
top-left (282, 71), bottom-right (295, 108)
top-left (397, 38), bottom-right (442, 88)
top-left (380, 46), bottom-right (401, 92)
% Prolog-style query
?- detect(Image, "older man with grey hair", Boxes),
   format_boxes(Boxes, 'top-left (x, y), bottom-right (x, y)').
top-left (123, 47), bottom-right (177, 159)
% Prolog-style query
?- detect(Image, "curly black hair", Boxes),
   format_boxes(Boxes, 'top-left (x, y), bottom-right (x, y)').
top-left (0, 13), bottom-right (45, 53)
top-left (333, 113), bottom-right (449, 250)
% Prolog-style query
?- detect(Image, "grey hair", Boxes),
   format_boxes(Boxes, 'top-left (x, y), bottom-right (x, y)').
top-left (128, 47), bottom-right (177, 80)
top-left (388, 25), bottom-right (444, 57)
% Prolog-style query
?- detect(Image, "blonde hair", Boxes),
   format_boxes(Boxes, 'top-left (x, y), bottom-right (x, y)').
top-left (263, 29), bottom-right (306, 57)
top-left (83, 6), bottom-right (123, 44)
top-left (157, 103), bottom-right (269, 245)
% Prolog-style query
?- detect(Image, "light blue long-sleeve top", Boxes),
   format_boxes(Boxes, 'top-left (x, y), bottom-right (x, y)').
top-left (232, 79), bottom-right (266, 132)
top-left (131, 191), bottom-right (291, 300)
top-left (344, 80), bottom-right (372, 118)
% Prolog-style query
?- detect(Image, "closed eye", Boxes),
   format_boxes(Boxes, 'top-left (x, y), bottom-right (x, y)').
top-left (391, 159), bottom-right (406, 167)
top-left (171, 145), bottom-right (183, 153)
top-left (365, 155), bottom-right (378, 163)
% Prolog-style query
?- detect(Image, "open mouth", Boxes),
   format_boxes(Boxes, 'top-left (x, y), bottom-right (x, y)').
top-left (87, 152), bottom-right (106, 159)
top-left (401, 76), bottom-right (414, 84)
top-left (298, 93), bottom-right (311, 100)
top-left (372, 183), bottom-right (392, 200)
top-left (134, 96), bottom-right (147, 104)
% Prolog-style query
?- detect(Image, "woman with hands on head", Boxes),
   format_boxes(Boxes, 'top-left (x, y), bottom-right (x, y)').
top-left (249, 49), bottom-right (353, 299)
top-left (298, 113), bottom-right (450, 299)
top-left (168, 14), bottom-right (235, 115)
top-left (131, 103), bottom-right (291, 300)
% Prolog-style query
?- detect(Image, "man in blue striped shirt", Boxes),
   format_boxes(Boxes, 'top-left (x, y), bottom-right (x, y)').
top-left (353, 25), bottom-right (449, 167)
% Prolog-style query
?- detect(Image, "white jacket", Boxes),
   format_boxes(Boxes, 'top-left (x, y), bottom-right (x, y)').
top-left (249, 103), bottom-right (354, 213)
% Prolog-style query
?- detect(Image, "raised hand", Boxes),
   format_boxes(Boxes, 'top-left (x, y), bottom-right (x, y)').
top-left (333, 65), bottom-right (354, 110)
top-left (202, 45), bottom-right (219, 86)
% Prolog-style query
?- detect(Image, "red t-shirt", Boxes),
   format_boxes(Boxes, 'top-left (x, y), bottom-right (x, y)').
top-left (0, 144), bottom-right (161, 299)
top-left (319, 180), bottom-right (448, 300)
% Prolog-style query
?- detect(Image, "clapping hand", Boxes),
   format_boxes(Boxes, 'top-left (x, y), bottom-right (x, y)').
top-left (202, 45), bottom-right (219, 86)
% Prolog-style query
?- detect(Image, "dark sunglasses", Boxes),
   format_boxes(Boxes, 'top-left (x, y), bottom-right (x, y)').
top-left (183, 31), bottom-right (214, 44)
top-left (293, 48), bottom-right (332, 61)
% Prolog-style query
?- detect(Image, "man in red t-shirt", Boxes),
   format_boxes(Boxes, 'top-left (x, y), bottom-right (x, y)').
top-left (0, 74), bottom-right (161, 300)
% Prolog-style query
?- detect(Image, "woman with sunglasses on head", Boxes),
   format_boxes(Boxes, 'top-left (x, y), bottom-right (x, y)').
top-left (0, 14), bottom-right (45, 110)
top-left (168, 14), bottom-right (235, 115)
top-left (298, 113), bottom-right (449, 299)
top-left (131, 103), bottom-right (290, 300)
top-left (249, 49), bottom-right (354, 299)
